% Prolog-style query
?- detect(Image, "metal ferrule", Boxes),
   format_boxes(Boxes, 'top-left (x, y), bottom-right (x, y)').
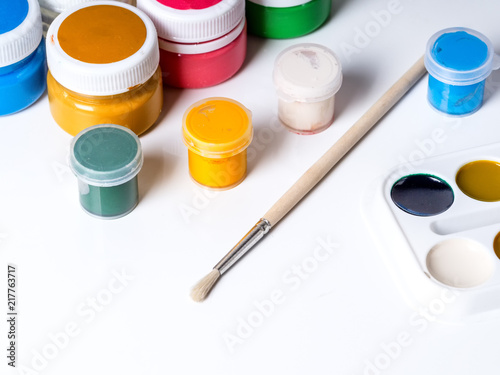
top-left (214, 218), bottom-right (271, 275)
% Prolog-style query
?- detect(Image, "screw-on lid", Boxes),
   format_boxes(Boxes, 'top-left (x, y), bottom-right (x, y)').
top-left (425, 27), bottom-right (498, 86)
top-left (46, 1), bottom-right (159, 96)
top-left (38, 0), bottom-right (134, 13)
top-left (273, 43), bottom-right (342, 102)
top-left (0, 0), bottom-right (42, 67)
top-left (247, 0), bottom-right (312, 7)
top-left (136, 0), bottom-right (244, 43)
top-left (182, 97), bottom-right (253, 158)
top-left (70, 124), bottom-right (143, 187)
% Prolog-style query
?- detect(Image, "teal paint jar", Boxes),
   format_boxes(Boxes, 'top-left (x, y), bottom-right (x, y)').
top-left (69, 124), bottom-right (144, 219)
top-left (0, 0), bottom-right (47, 116)
top-left (245, 0), bottom-right (331, 39)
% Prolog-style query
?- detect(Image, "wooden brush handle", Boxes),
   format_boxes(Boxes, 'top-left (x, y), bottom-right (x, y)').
top-left (263, 55), bottom-right (426, 226)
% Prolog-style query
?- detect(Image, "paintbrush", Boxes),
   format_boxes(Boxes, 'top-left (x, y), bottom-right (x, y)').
top-left (191, 55), bottom-right (427, 302)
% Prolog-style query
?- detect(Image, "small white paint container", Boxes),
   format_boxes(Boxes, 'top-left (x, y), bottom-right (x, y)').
top-left (273, 43), bottom-right (342, 135)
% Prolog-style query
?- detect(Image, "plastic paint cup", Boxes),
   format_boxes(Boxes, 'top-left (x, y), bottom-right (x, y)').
top-left (273, 43), bottom-right (342, 135)
top-left (0, 0), bottom-right (47, 116)
top-left (424, 27), bottom-right (500, 116)
top-left (246, 0), bottom-right (331, 39)
top-left (38, 0), bottom-right (135, 34)
top-left (182, 97), bottom-right (253, 190)
top-left (69, 124), bottom-right (143, 219)
top-left (137, 0), bottom-right (246, 88)
top-left (46, 1), bottom-right (163, 136)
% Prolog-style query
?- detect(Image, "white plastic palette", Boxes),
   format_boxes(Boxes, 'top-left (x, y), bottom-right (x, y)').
top-left (379, 142), bottom-right (500, 321)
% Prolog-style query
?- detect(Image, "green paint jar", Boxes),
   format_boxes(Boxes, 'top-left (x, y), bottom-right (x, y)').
top-left (69, 124), bottom-right (143, 219)
top-left (245, 0), bottom-right (331, 39)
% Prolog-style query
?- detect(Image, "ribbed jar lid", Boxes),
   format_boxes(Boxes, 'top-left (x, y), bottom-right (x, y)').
top-left (247, 0), bottom-right (312, 7)
top-left (38, 0), bottom-right (133, 13)
top-left (273, 43), bottom-right (343, 102)
top-left (425, 27), bottom-right (496, 86)
top-left (0, 0), bottom-right (42, 67)
top-left (70, 124), bottom-right (143, 187)
top-left (183, 97), bottom-right (253, 158)
top-left (136, 0), bottom-right (244, 43)
top-left (46, 1), bottom-right (159, 96)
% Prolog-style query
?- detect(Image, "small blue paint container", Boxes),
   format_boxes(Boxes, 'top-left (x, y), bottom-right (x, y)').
top-left (424, 27), bottom-right (499, 116)
top-left (0, 0), bottom-right (47, 116)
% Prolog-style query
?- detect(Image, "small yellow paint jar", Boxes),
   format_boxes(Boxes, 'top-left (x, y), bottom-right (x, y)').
top-left (46, 1), bottom-right (163, 136)
top-left (182, 97), bottom-right (253, 190)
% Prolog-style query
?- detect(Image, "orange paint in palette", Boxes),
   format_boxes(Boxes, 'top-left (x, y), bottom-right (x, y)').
top-left (378, 143), bottom-right (500, 321)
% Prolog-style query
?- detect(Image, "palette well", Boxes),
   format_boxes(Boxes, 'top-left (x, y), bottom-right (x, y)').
top-left (378, 142), bottom-right (500, 321)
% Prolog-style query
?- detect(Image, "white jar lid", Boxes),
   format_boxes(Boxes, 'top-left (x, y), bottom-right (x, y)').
top-left (46, 1), bottom-right (159, 96)
top-left (247, 0), bottom-right (312, 8)
top-left (38, 0), bottom-right (134, 13)
top-left (273, 43), bottom-right (342, 102)
top-left (0, 0), bottom-right (42, 67)
top-left (159, 17), bottom-right (245, 54)
top-left (136, 0), bottom-right (244, 43)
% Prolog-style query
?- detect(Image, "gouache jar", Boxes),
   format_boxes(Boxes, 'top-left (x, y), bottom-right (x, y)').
top-left (38, 0), bottom-right (135, 34)
top-left (182, 98), bottom-right (253, 190)
top-left (0, 0), bottom-right (47, 116)
top-left (246, 0), bottom-right (330, 39)
top-left (46, 1), bottom-right (163, 136)
top-left (425, 27), bottom-right (500, 116)
top-left (69, 124), bottom-right (143, 219)
top-left (273, 43), bottom-right (342, 135)
top-left (137, 0), bottom-right (246, 88)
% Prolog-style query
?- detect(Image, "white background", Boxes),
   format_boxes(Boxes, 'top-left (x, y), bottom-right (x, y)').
top-left (2, 0), bottom-right (500, 374)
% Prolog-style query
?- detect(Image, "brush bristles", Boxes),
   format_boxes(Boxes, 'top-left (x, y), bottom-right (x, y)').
top-left (191, 269), bottom-right (221, 302)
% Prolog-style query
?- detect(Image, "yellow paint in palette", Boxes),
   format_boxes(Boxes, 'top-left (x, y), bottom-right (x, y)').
top-left (456, 160), bottom-right (500, 202)
top-left (182, 98), bottom-right (253, 190)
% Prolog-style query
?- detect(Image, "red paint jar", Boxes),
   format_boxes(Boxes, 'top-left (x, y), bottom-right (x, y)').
top-left (137, 0), bottom-right (246, 88)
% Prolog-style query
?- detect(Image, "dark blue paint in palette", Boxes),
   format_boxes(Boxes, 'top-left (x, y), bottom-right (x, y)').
top-left (390, 174), bottom-right (454, 216)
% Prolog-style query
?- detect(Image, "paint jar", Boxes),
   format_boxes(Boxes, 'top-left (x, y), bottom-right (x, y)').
top-left (137, 0), bottom-right (246, 88)
top-left (425, 27), bottom-right (500, 116)
top-left (246, 0), bottom-right (330, 39)
top-left (0, 0), bottom-right (47, 116)
top-left (46, 1), bottom-right (163, 136)
top-left (273, 43), bottom-right (342, 135)
top-left (69, 124), bottom-right (143, 219)
top-left (38, 0), bottom-right (136, 34)
top-left (182, 97), bottom-right (253, 190)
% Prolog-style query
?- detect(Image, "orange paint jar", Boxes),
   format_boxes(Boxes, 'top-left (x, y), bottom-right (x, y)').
top-left (182, 97), bottom-right (253, 190)
top-left (45, 2), bottom-right (162, 136)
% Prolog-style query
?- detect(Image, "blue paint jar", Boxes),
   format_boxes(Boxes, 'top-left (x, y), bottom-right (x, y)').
top-left (424, 27), bottom-right (499, 116)
top-left (0, 0), bottom-right (47, 116)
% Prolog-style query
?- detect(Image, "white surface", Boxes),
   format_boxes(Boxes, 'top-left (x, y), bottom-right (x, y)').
top-left (2, 0), bottom-right (500, 374)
